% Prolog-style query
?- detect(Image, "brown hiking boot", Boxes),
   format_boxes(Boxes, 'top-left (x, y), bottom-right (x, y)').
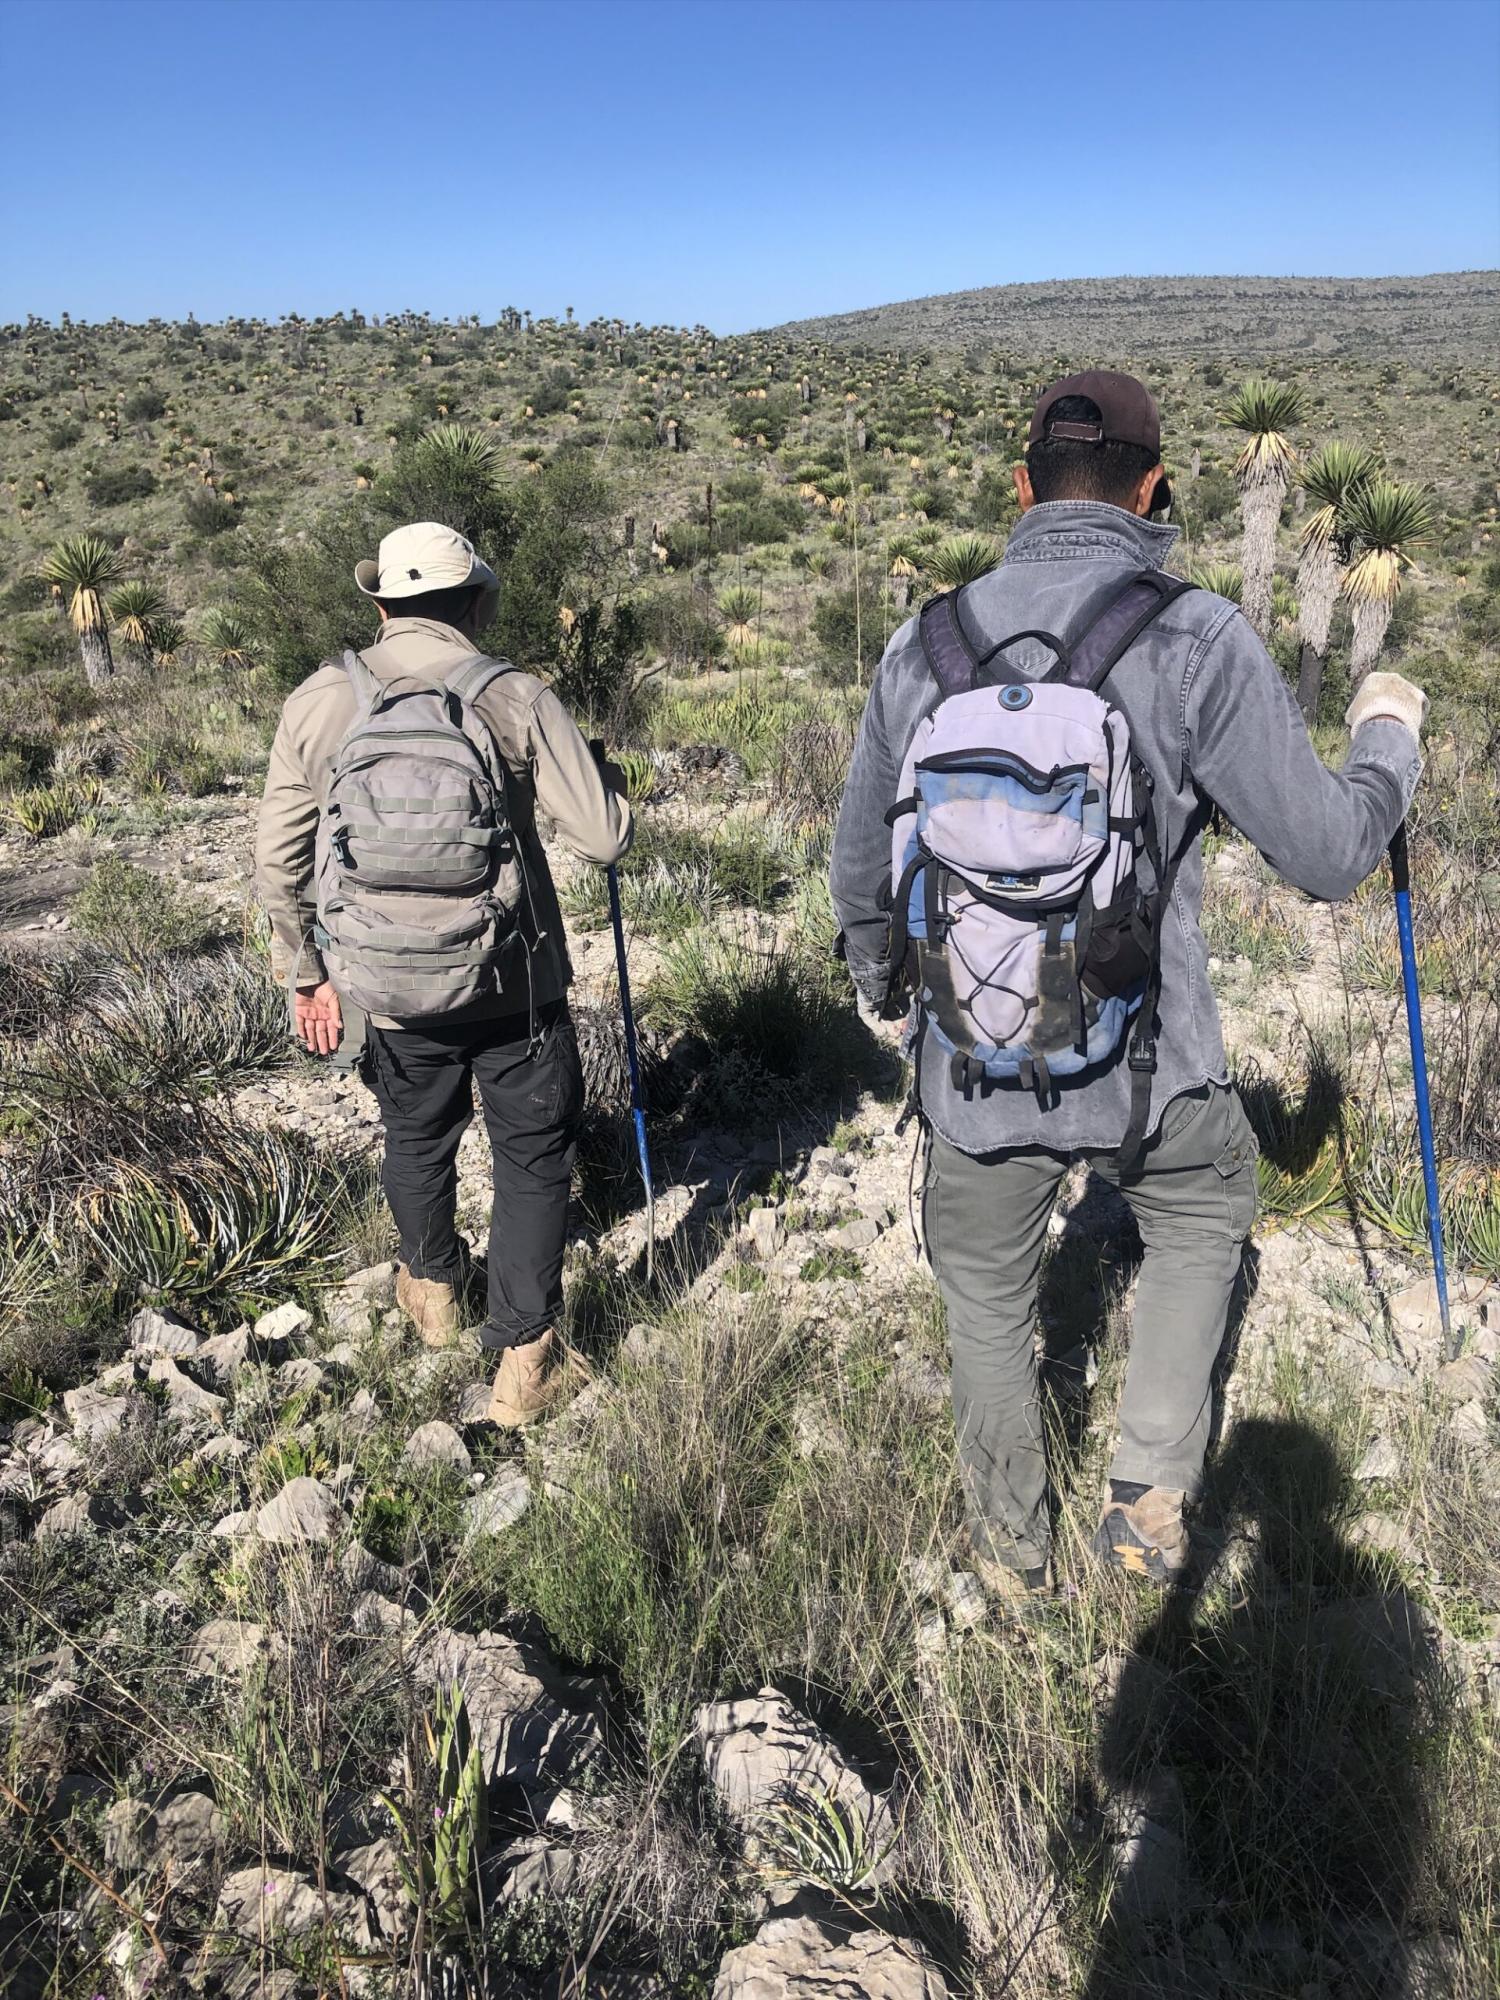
top-left (486, 1330), bottom-right (561, 1428)
top-left (396, 1263), bottom-right (462, 1349)
top-left (966, 1535), bottom-right (1054, 1614)
top-left (1093, 1485), bottom-right (1189, 1585)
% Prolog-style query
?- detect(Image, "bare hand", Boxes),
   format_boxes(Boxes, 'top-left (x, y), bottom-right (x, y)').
top-left (294, 980), bottom-right (343, 1056)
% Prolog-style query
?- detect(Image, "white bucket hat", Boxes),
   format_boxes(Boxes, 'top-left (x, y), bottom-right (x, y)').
top-left (355, 522), bottom-right (499, 615)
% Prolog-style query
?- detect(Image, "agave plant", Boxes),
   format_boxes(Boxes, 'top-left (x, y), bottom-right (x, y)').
top-left (1226, 378), bottom-right (1304, 641)
top-left (41, 534), bottom-right (125, 685)
top-left (1188, 561), bottom-right (1243, 602)
top-left (925, 532), bottom-right (1000, 591)
top-left (1342, 478), bottom-right (1436, 682)
top-left (198, 607), bottom-right (257, 670)
top-left (105, 580), bottom-right (166, 662)
top-left (1293, 442), bottom-right (1381, 719)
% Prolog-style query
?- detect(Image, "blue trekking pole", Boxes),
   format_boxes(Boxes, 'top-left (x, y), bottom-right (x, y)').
top-left (1389, 822), bottom-right (1452, 1354)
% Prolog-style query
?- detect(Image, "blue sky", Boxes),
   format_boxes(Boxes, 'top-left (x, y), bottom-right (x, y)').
top-left (5, 0), bottom-right (1497, 328)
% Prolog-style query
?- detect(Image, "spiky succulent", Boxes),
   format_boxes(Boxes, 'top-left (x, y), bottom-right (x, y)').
top-left (1342, 479), bottom-right (1437, 606)
top-left (106, 580), bottom-right (167, 650)
top-left (1298, 441), bottom-right (1381, 554)
top-left (925, 532), bottom-right (1000, 589)
top-left (1188, 562), bottom-right (1243, 602)
top-left (41, 534), bottom-right (124, 635)
top-left (416, 420), bottom-right (505, 481)
top-left (198, 607), bottom-right (257, 669)
top-left (1226, 378), bottom-right (1305, 486)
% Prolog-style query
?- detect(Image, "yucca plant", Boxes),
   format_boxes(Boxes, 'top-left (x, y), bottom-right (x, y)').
top-left (1237, 1046), bottom-right (1368, 1227)
top-left (379, 1686), bottom-right (489, 1939)
top-left (40, 534), bottom-right (125, 685)
top-left (416, 419), bottom-right (504, 483)
top-left (105, 580), bottom-right (166, 663)
top-left (925, 532), bottom-right (1000, 591)
top-left (1188, 561), bottom-right (1243, 602)
top-left (718, 584), bottom-right (760, 651)
top-left (147, 616), bottom-right (186, 666)
top-left (0, 776), bottom-right (103, 840)
top-left (1293, 441), bottom-right (1380, 716)
top-left (1342, 478), bottom-right (1436, 682)
top-left (198, 607), bottom-right (257, 670)
top-left (1226, 378), bottom-right (1304, 641)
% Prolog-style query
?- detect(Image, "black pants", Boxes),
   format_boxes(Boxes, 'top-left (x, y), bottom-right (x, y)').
top-left (361, 1003), bottom-right (583, 1352)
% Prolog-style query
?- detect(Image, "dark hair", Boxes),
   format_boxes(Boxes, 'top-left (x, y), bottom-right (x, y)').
top-left (1026, 396), bottom-right (1159, 507)
top-left (375, 581), bottom-right (483, 627)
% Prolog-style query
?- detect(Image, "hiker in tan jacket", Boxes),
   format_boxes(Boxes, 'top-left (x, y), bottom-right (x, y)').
top-left (255, 522), bottom-right (631, 1424)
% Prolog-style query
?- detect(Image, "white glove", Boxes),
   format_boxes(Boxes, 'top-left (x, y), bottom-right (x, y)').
top-left (1346, 672), bottom-right (1428, 739)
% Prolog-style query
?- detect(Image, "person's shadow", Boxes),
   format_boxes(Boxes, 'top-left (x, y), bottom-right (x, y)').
top-left (1072, 1417), bottom-right (1444, 2000)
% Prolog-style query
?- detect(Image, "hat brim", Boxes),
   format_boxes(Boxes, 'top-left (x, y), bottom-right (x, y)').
top-left (354, 554), bottom-right (500, 600)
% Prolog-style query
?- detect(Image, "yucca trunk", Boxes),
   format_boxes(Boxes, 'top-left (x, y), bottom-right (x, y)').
top-left (79, 626), bottom-right (115, 686)
top-left (1238, 471), bottom-right (1284, 640)
top-left (1350, 597), bottom-right (1393, 684)
top-left (1294, 538), bottom-right (1342, 721)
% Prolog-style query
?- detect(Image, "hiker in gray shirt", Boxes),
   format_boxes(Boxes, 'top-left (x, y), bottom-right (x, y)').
top-left (830, 370), bottom-right (1426, 1597)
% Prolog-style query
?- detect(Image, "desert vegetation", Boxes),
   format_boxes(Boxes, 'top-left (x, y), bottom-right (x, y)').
top-left (0, 298), bottom-right (1498, 1997)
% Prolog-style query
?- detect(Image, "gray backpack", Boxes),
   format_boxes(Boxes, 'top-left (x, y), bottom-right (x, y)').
top-left (313, 649), bottom-right (529, 1019)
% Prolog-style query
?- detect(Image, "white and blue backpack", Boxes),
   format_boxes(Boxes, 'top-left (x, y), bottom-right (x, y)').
top-left (886, 570), bottom-right (1196, 1168)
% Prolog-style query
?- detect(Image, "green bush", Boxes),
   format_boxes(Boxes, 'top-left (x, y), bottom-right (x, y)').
top-left (70, 858), bottom-right (222, 965)
top-left (86, 463), bottom-right (158, 508)
top-left (122, 385), bottom-right (167, 422)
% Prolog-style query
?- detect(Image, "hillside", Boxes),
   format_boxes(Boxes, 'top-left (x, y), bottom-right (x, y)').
top-left (770, 269), bottom-right (1500, 358)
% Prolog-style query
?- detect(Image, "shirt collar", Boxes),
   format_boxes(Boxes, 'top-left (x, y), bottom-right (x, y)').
top-left (369, 616), bottom-right (480, 653)
top-left (1005, 500), bottom-right (1181, 567)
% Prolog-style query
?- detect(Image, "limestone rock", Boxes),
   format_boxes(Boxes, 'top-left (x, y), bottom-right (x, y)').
top-left (1106, 1773), bottom-right (1186, 1920)
top-left (1436, 1354), bottom-right (1492, 1404)
top-left (105, 1786), bottom-right (221, 1880)
top-left (146, 1354), bottom-right (226, 1426)
top-left (128, 1306), bottom-right (202, 1358)
top-left (1354, 1435), bottom-right (1401, 1483)
top-left (188, 1619), bottom-right (267, 1677)
top-left (192, 1326), bottom-right (251, 1392)
top-left (62, 1382), bottom-right (133, 1443)
top-left (255, 1475), bottom-right (342, 1544)
top-left (402, 1419), bottom-right (472, 1475)
top-left (464, 1464), bottom-right (531, 1535)
top-left (713, 1913), bottom-right (949, 1998)
top-left (1350, 1512), bottom-right (1423, 1567)
top-left (216, 1863), bottom-right (359, 1941)
top-left (275, 1357), bottom-right (326, 1400)
top-left (694, 1687), bottom-right (896, 1878)
top-left (826, 1217), bottom-right (880, 1253)
top-left (194, 1433), bottom-right (251, 1468)
top-left (36, 1492), bottom-right (97, 1541)
top-left (749, 1207), bottom-right (786, 1260)
top-left (1448, 1398), bottom-right (1489, 1445)
top-left (334, 1835), bottom-right (407, 1939)
top-left (254, 1301), bottom-right (313, 1345)
top-left (414, 1624), bottom-right (602, 1788)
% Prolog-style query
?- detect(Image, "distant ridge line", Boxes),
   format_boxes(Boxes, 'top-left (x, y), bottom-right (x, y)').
top-left (766, 270), bottom-right (1500, 359)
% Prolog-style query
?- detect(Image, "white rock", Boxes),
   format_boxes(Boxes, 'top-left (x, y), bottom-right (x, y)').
top-left (127, 1306), bottom-right (202, 1358)
top-left (36, 1493), bottom-right (95, 1541)
top-left (188, 1619), bottom-right (267, 1676)
top-left (62, 1383), bottom-right (133, 1442)
top-left (1353, 1436), bottom-right (1401, 1483)
top-left (255, 1476), bottom-right (342, 1544)
top-left (402, 1420), bottom-right (472, 1475)
top-left (1448, 1398), bottom-right (1489, 1445)
top-left (749, 1207), bottom-right (786, 1259)
top-left (943, 1569), bottom-right (988, 1631)
top-left (210, 1510), bottom-right (255, 1539)
top-left (145, 1355), bottom-right (226, 1427)
top-left (714, 1913), bottom-right (949, 1998)
top-left (216, 1863), bottom-right (359, 1941)
top-left (827, 1216), bottom-right (880, 1253)
top-left (254, 1301), bottom-right (313, 1345)
top-left (464, 1464), bottom-right (531, 1536)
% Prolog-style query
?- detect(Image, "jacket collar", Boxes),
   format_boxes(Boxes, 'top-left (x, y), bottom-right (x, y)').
top-left (368, 616), bottom-right (480, 654)
top-left (1004, 500), bottom-right (1180, 568)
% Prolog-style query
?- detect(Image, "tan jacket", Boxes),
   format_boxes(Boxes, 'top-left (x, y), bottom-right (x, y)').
top-left (254, 615), bottom-right (632, 1028)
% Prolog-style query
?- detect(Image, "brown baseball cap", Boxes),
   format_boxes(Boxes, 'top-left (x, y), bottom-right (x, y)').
top-left (1028, 369), bottom-right (1172, 515)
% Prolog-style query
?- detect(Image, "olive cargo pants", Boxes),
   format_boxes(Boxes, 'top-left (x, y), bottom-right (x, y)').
top-left (923, 1083), bottom-right (1259, 1573)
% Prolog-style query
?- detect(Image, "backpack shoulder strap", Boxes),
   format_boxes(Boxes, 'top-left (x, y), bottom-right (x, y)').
top-left (1069, 571), bottom-right (1198, 693)
top-left (339, 647), bottom-right (382, 711)
top-left (917, 588), bottom-right (983, 698)
top-left (443, 653), bottom-right (521, 707)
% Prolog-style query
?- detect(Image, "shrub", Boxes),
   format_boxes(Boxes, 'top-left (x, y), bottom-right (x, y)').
top-left (70, 858), bottom-right (222, 965)
top-left (184, 485), bottom-right (238, 536)
top-left (47, 418), bottom-right (84, 450)
top-left (122, 385), bottom-right (167, 422)
top-left (86, 463), bottom-right (158, 508)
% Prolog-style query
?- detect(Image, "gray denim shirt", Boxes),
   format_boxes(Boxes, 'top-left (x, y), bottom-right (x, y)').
top-left (830, 501), bottom-right (1422, 1156)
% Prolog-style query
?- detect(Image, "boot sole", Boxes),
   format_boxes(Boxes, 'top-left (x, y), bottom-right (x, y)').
top-left (1091, 1508), bottom-right (1184, 1586)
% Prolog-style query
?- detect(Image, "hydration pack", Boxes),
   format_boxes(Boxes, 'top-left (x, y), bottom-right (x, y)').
top-left (887, 570), bottom-right (1196, 1167)
top-left (313, 649), bottom-right (531, 1020)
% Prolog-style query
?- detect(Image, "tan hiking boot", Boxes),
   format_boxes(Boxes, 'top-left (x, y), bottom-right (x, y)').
top-left (486, 1330), bottom-right (561, 1428)
top-left (971, 1550), bottom-right (1054, 1605)
top-left (1093, 1485), bottom-right (1189, 1585)
top-left (396, 1263), bottom-right (461, 1349)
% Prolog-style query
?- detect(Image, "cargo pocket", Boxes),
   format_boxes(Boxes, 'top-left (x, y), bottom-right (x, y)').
top-left (1212, 1087), bottom-right (1260, 1235)
top-left (531, 1012), bottom-right (585, 1131)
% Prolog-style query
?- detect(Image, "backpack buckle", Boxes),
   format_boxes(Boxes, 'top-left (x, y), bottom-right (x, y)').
top-left (1128, 1041), bottom-right (1157, 1074)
